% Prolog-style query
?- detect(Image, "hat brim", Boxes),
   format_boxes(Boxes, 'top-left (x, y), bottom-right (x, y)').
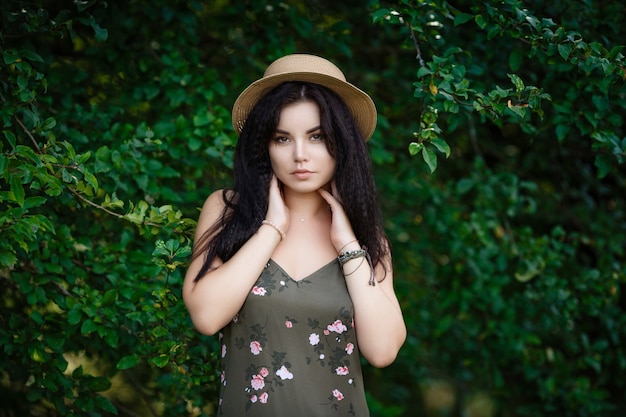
top-left (232, 71), bottom-right (377, 140)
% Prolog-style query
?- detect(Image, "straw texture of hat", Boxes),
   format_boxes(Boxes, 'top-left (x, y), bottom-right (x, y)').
top-left (231, 54), bottom-right (377, 140)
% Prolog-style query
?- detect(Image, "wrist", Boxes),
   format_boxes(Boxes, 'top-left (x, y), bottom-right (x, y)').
top-left (261, 220), bottom-right (286, 240)
top-left (338, 245), bottom-right (376, 286)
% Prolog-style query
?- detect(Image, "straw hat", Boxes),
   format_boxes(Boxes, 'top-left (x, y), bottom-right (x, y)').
top-left (231, 54), bottom-right (377, 140)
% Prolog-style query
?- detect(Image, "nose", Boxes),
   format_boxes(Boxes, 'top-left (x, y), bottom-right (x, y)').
top-left (293, 139), bottom-right (308, 161)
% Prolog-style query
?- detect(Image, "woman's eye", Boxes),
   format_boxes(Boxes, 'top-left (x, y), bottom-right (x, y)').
top-left (274, 136), bottom-right (290, 143)
top-left (311, 133), bottom-right (325, 141)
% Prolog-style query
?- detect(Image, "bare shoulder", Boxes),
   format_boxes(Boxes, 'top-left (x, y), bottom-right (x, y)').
top-left (195, 189), bottom-right (233, 237)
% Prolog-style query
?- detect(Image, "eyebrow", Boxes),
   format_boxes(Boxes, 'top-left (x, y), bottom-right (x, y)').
top-left (275, 126), bottom-right (322, 135)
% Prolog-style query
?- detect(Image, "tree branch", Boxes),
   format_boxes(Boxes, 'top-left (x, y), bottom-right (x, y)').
top-left (68, 187), bottom-right (124, 219)
top-left (406, 21), bottom-right (425, 68)
top-left (14, 115), bottom-right (41, 152)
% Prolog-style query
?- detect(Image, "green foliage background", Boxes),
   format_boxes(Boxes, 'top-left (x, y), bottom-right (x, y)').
top-left (1, 0), bottom-right (625, 416)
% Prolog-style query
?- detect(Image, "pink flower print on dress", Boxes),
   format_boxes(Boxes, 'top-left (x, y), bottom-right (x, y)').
top-left (250, 340), bottom-right (263, 355)
top-left (335, 366), bottom-right (349, 376)
top-left (276, 365), bottom-right (293, 380)
top-left (345, 342), bottom-right (354, 355)
top-left (250, 395), bottom-right (257, 403)
top-left (251, 374), bottom-right (265, 390)
top-left (251, 286), bottom-right (266, 296)
top-left (259, 367), bottom-right (269, 378)
top-left (220, 370), bottom-right (226, 384)
top-left (309, 333), bottom-right (320, 346)
top-left (259, 392), bottom-right (269, 404)
top-left (327, 319), bottom-right (347, 334)
top-left (221, 344), bottom-right (227, 358)
top-left (332, 389), bottom-right (344, 401)
top-left (285, 320), bottom-right (293, 329)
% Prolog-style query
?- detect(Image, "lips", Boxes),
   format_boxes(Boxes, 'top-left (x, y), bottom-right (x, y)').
top-left (292, 169), bottom-right (313, 179)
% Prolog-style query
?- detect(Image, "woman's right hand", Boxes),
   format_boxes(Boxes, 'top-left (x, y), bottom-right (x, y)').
top-left (265, 174), bottom-right (290, 233)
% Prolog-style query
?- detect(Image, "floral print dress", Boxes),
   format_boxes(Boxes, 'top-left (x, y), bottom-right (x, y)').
top-left (217, 258), bottom-right (370, 417)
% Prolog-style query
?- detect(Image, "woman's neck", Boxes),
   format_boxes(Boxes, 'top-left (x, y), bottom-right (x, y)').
top-left (283, 189), bottom-right (329, 222)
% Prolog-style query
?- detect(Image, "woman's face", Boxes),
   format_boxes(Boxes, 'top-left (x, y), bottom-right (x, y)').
top-left (268, 100), bottom-right (336, 194)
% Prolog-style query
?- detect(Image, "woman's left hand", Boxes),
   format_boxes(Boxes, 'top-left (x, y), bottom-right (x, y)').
top-left (318, 183), bottom-right (358, 252)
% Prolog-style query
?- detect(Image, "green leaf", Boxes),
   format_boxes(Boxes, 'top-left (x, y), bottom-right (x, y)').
top-left (117, 354), bottom-right (141, 370)
top-left (16, 145), bottom-right (41, 164)
top-left (408, 142), bottom-right (424, 156)
top-left (475, 14), bottom-right (487, 29)
top-left (3, 130), bottom-right (17, 149)
top-left (165, 238), bottom-right (179, 252)
top-left (67, 309), bottom-right (82, 325)
top-left (508, 104), bottom-right (527, 119)
top-left (416, 67), bottom-right (432, 78)
top-left (594, 154), bottom-right (612, 178)
top-left (78, 15), bottom-right (109, 42)
top-left (507, 73), bottom-right (525, 92)
top-left (430, 138), bottom-right (451, 158)
top-left (102, 289), bottom-right (117, 305)
top-left (558, 43), bottom-right (572, 59)
top-left (105, 330), bottom-right (119, 348)
top-left (555, 124), bottom-right (570, 142)
top-left (23, 196), bottom-right (47, 209)
top-left (83, 170), bottom-right (99, 192)
top-left (10, 174), bottom-right (25, 207)
top-left (456, 178), bottom-right (474, 194)
top-left (84, 376), bottom-right (112, 392)
top-left (0, 155), bottom-right (7, 177)
top-left (2, 50), bottom-right (19, 64)
top-left (152, 325), bottom-right (169, 338)
top-left (372, 8), bottom-right (391, 23)
top-left (152, 354), bottom-right (170, 368)
top-left (76, 151), bottom-right (92, 165)
top-left (61, 168), bottom-right (75, 183)
top-left (525, 15), bottom-right (541, 32)
top-left (80, 319), bottom-right (97, 335)
top-left (192, 111), bottom-right (212, 127)
top-left (608, 45), bottom-right (625, 59)
top-left (21, 49), bottom-right (45, 63)
top-left (454, 13), bottom-right (474, 26)
top-left (40, 117), bottom-right (57, 131)
top-left (422, 148), bottom-right (438, 173)
top-left (0, 250), bottom-right (17, 268)
top-left (25, 388), bottom-right (43, 402)
top-left (94, 395), bottom-right (118, 414)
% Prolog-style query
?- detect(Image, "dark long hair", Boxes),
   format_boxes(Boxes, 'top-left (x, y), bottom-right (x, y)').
top-left (193, 82), bottom-right (389, 282)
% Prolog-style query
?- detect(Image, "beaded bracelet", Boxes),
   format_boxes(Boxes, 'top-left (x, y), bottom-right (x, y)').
top-left (338, 246), bottom-right (376, 286)
top-left (338, 248), bottom-right (366, 265)
top-left (261, 220), bottom-right (286, 240)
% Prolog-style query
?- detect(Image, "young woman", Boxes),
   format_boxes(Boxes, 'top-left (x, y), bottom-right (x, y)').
top-left (183, 54), bottom-right (406, 416)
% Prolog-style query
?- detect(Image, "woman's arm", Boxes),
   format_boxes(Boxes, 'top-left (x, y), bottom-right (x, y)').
top-left (183, 179), bottom-right (288, 335)
top-left (318, 187), bottom-right (406, 368)
top-left (341, 245), bottom-right (406, 368)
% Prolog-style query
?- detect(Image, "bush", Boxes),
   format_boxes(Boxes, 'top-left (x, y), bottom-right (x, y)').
top-left (1, 0), bottom-right (624, 416)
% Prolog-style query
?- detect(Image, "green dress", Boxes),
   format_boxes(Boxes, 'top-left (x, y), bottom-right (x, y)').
top-left (217, 259), bottom-right (370, 416)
